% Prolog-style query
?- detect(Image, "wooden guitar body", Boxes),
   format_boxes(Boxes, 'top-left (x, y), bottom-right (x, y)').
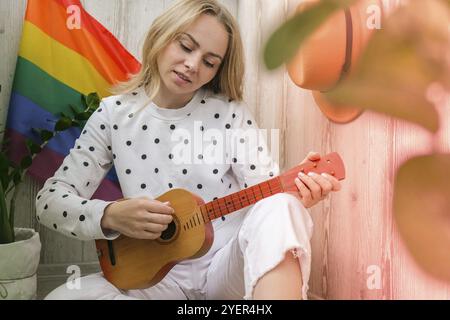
top-left (96, 189), bottom-right (213, 290)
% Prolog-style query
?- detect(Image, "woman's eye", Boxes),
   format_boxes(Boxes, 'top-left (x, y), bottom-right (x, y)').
top-left (179, 41), bottom-right (215, 68)
top-left (180, 43), bottom-right (192, 52)
top-left (204, 61), bottom-right (214, 68)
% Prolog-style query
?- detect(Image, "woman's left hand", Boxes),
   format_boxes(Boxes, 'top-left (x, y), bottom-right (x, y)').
top-left (294, 151), bottom-right (342, 208)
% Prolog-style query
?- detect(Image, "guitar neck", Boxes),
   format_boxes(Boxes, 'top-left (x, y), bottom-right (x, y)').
top-left (196, 152), bottom-right (345, 222)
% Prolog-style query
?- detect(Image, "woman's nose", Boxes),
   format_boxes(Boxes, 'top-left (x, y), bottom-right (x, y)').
top-left (184, 55), bottom-right (200, 72)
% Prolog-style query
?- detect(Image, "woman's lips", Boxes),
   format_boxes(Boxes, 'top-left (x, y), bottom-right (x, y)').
top-left (174, 71), bottom-right (191, 83)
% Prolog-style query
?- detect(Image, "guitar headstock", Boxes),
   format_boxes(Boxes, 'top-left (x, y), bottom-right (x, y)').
top-left (298, 152), bottom-right (345, 180)
top-left (279, 152), bottom-right (346, 192)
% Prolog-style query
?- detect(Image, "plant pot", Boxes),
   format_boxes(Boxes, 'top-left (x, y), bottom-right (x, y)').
top-left (0, 228), bottom-right (41, 300)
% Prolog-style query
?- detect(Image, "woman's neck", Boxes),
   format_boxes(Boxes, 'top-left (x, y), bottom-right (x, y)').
top-left (152, 87), bottom-right (196, 109)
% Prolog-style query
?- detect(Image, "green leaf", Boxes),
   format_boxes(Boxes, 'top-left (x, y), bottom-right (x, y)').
top-left (264, 0), bottom-right (356, 70)
top-left (0, 181), bottom-right (14, 244)
top-left (71, 120), bottom-right (81, 128)
top-left (86, 92), bottom-right (100, 110)
top-left (20, 156), bottom-right (32, 170)
top-left (69, 104), bottom-right (81, 116)
top-left (393, 154), bottom-right (450, 282)
top-left (25, 139), bottom-right (42, 155)
top-left (12, 170), bottom-right (22, 186)
top-left (36, 129), bottom-right (54, 142)
top-left (55, 117), bottom-right (73, 131)
top-left (81, 94), bottom-right (88, 109)
top-left (0, 153), bottom-right (12, 191)
top-left (75, 112), bottom-right (92, 121)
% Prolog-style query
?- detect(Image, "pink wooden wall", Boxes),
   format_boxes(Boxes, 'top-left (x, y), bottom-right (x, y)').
top-left (238, 0), bottom-right (450, 299)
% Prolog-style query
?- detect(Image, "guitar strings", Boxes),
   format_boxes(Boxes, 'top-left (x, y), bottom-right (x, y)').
top-left (185, 184), bottom-right (284, 224)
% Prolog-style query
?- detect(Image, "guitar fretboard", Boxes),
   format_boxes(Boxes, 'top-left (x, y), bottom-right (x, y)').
top-left (183, 152), bottom-right (345, 229)
top-left (192, 177), bottom-right (284, 225)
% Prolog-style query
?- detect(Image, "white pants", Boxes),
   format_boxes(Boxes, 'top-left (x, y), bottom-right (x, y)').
top-left (45, 193), bottom-right (314, 300)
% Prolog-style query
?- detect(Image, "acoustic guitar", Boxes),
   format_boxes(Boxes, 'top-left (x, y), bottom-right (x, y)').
top-left (95, 152), bottom-right (346, 290)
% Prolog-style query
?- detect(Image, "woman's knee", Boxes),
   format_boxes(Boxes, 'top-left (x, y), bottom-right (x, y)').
top-left (248, 192), bottom-right (308, 221)
top-left (240, 192), bottom-right (313, 240)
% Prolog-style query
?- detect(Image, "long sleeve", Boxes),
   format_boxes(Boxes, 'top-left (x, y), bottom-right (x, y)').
top-left (228, 101), bottom-right (280, 189)
top-left (35, 100), bottom-right (119, 241)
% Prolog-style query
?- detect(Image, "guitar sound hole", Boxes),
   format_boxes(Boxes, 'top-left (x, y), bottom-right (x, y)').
top-left (160, 221), bottom-right (177, 241)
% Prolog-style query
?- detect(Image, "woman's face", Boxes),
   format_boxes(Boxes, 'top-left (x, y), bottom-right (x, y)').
top-left (157, 14), bottom-right (229, 98)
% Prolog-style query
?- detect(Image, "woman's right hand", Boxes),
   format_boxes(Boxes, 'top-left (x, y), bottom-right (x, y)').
top-left (101, 197), bottom-right (174, 240)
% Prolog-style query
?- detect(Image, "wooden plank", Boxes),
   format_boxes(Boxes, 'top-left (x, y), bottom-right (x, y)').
top-left (0, 0), bottom-right (27, 137)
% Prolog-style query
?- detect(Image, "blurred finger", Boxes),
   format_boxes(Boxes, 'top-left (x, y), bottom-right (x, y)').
top-left (299, 151), bottom-right (320, 166)
top-left (146, 212), bottom-right (173, 224)
top-left (145, 222), bottom-right (167, 233)
top-left (134, 230), bottom-right (160, 240)
top-left (321, 173), bottom-right (342, 191)
top-left (294, 177), bottom-right (311, 201)
top-left (307, 151), bottom-right (321, 161)
top-left (146, 200), bottom-right (175, 214)
top-left (311, 173), bottom-right (333, 195)
top-left (299, 172), bottom-right (321, 200)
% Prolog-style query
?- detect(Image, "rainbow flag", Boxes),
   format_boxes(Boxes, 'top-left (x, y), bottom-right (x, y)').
top-left (5, 0), bottom-right (141, 201)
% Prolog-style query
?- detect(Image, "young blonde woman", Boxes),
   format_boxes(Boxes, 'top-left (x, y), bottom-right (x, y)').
top-left (37, 0), bottom-right (341, 300)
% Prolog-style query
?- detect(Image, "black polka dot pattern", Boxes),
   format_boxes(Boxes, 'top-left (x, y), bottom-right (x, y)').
top-left (36, 98), bottom-right (278, 237)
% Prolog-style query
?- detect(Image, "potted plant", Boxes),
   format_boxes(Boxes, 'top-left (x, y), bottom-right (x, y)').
top-left (0, 93), bottom-right (100, 299)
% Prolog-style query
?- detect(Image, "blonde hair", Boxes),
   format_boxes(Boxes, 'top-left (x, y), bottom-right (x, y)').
top-left (111, 0), bottom-right (245, 102)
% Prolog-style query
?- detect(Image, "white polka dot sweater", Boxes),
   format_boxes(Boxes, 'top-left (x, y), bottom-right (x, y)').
top-left (35, 87), bottom-right (280, 241)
